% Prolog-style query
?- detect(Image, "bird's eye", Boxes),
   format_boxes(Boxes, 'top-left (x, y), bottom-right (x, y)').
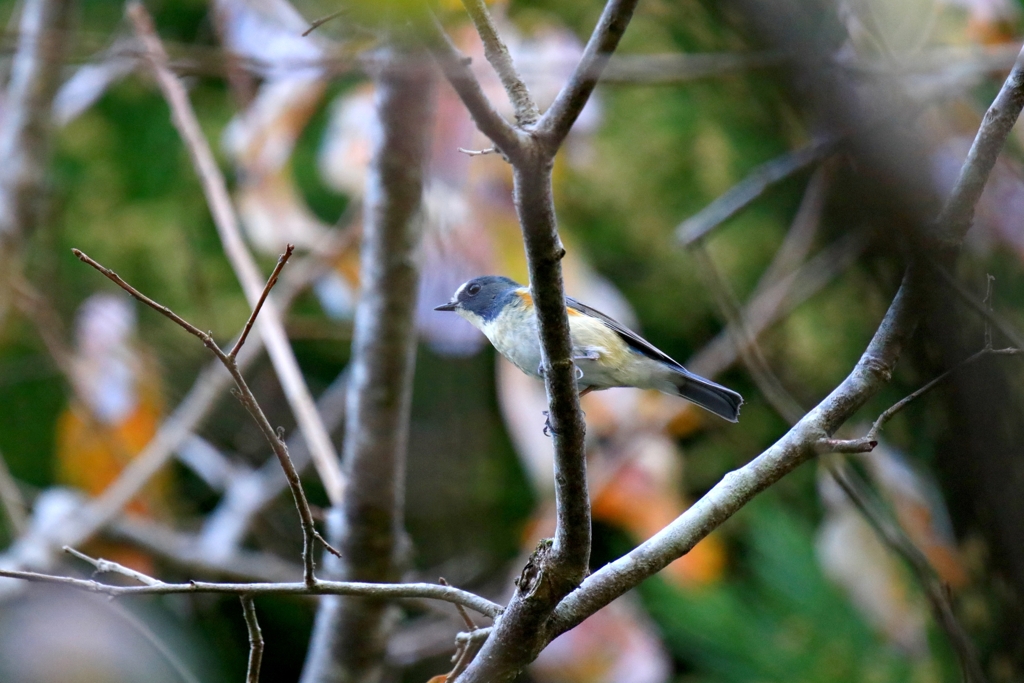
top-left (467, 283), bottom-right (482, 296)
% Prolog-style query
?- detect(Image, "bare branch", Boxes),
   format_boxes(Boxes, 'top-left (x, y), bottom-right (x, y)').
top-left (230, 245), bottom-right (295, 359)
top-left (72, 247), bottom-right (329, 587)
top-left (72, 249), bottom-right (219, 351)
top-left (440, 577), bottom-right (478, 631)
top-left (303, 9), bottom-right (347, 37)
top-left (677, 136), bottom-right (838, 246)
top-left (823, 345), bottom-right (1024, 454)
top-left (692, 243), bottom-right (806, 424)
top-left (64, 545), bottom-right (163, 586)
top-left (0, 569), bottom-right (503, 617)
top-left (241, 596), bottom-right (265, 683)
top-left (535, 0), bottom-right (640, 148)
top-left (828, 462), bottom-right (988, 683)
top-left (0, 447), bottom-right (28, 536)
top-left (126, 1), bottom-right (346, 505)
top-left (459, 0), bottom-right (539, 125)
top-left (422, 13), bottom-right (523, 158)
top-left (936, 44), bottom-right (1024, 242)
top-left (687, 232), bottom-right (866, 379)
top-left (0, 224), bottom-right (358, 589)
top-left (547, 20), bottom-right (1024, 653)
top-left (549, 270), bottom-right (922, 633)
top-left (0, 0), bottom-right (74, 244)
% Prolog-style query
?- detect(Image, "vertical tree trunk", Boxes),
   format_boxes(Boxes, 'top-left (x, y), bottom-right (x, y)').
top-left (300, 47), bottom-right (436, 683)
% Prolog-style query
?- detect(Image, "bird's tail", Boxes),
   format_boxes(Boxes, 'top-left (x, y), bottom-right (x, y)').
top-left (669, 369), bottom-right (743, 423)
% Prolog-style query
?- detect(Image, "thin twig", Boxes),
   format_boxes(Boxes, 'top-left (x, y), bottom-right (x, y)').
top-left (535, 0), bottom-right (640, 149)
top-left (302, 9), bottom-right (346, 37)
top-left (0, 219), bottom-right (359, 591)
top-left (229, 245), bottom-right (294, 359)
top-left (930, 263), bottom-right (1024, 349)
top-left (822, 345), bottom-right (1023, 453)
top-left (459, 0), bottom-right (539, 126)
top-left (692, 243), bottom-right (805, 424)
top-left (241, 595), bottom-right (264, 683)
top-left (440, 577), bottom-right (477, 631)
top-left (127, 1), bottom-right (346, 505)
top-left (457, 146), bottom-right (496, 156)
top-left (0, 568), bottom-right (503, 617)
top-left (421, 10), bottom-right (522, 158)
top-left (676, 136), bottom-right (838, 246)
top-left (64, 545), bottom-right (164, 586)
top-left (72, 247), bottom-right (330, 587)
top-left (828, 462), bottom-right (988, 683)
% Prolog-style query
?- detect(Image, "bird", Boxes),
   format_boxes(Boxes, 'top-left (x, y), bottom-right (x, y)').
top-left (434, 275), bottom-right (743, 422)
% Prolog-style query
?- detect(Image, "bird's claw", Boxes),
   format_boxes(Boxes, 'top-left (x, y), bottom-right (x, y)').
top-left (542, 411), bottom-right (555, 437)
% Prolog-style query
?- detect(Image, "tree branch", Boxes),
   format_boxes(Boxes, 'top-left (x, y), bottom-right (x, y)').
top-left (241, 595), bottom-right (265, 683)
top-left (676, 136), bottom-right (838, 246)
top-left (126, 1), bottom-right (346, 505)
top-left (0, 568), bottom-right (503, 617)
top-left (0, 0), bottom-right (74, 244)
top-left (549, 269), bottom-right (920, 633)
top-left (71, 246), bottom-right (334, 587)
top-left (459, 0), bottom-right (539, 126)
top-left (827, 462), bottom-right (988, 683)
top-left (535, 0), bottom-right (640, 148)
top-left (936, 43), bottom-right (1024, 243)
top-left (421, 12), bottom-right (523, 158)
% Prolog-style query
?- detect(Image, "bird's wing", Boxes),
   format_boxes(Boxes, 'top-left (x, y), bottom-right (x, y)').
top-left (565, 296), bottom-right (686, 371)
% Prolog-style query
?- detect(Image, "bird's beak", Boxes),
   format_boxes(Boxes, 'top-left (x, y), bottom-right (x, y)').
top-left (434, 301), bottom-right (457, 312)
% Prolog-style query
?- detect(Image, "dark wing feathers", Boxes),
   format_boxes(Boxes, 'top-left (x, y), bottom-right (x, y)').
top-left (565, 297), bottom-right (686, 371)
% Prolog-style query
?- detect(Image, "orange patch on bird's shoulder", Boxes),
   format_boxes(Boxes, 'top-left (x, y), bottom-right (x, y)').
top-left (566, 306), bottom-right (583, 316)
top-left (516, 289), bottom-right (533, 306)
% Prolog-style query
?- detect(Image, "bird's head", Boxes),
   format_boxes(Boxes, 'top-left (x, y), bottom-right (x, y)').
top-left (434, 275), bottom-right (523, 323)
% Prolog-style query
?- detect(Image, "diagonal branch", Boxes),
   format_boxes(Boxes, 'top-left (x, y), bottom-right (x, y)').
top-left (936, 43), bottom-right (1024, 243)
top-left (827, 462), bottom-right (988, 683)
top-left (459, 0), bottom-right (539, 126)
top-left (676, 136), bottom-right (838, 246)
top-left (126, 1), bottom-right (346, 506)
top-left (422, 12), bottom-right (523, 158)
top-left (550, 270), bottom-right (922, 632)
top-left (535, 0), bottom-right (640, 149)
